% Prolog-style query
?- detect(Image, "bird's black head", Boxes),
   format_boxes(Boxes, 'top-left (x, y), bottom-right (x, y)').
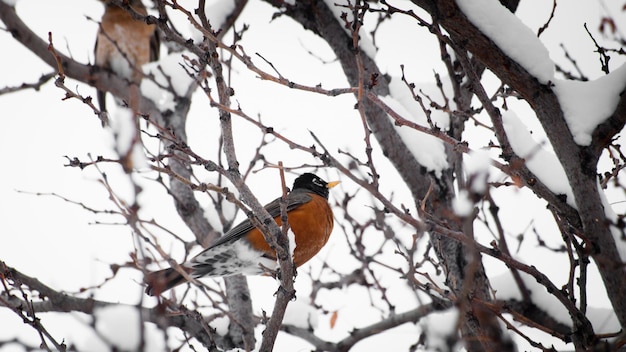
top-left (292, 173), bottom-right (339, 199)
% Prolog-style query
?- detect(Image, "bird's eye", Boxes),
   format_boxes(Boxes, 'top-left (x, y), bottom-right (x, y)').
top-left (312, 177), bottom-right (324, 187)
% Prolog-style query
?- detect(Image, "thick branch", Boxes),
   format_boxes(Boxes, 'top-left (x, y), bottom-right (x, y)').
top-left (420, 0), bottom-right (626, 336)
top-left (282, 302), bottom-right (451, 352)
top-left (263, 1), bottom-right (512, 350)
top-left (269, 0), bottom-right (431, 201)
top-left (0, 2), bottom-right (154, 118)
top-left (0, 261), bottom-right (219, 348)
top-left (592, 90), bottom-right (626, 154)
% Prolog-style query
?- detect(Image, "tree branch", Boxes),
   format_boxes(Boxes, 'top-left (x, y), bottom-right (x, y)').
top-left (282, 301), bottom-right (451, 352)
top-left (416, 0), bottom-right (626, 340)
top-left (0, 261), bottom-right (220, 349)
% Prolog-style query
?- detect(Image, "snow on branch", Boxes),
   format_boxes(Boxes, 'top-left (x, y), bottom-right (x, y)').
top-left (456, 0), bottom-right (554, 83)
top-left (554, 63), bottom-right (626, 146)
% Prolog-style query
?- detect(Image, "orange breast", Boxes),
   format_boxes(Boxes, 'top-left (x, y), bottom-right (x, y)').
top-left (245, 194), bottom-right (334, 267)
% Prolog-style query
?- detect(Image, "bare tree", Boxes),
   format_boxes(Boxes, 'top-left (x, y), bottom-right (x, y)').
top-left (1, 0), bottom-right (625, 351)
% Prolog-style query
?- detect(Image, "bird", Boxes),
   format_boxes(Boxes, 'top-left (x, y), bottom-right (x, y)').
top-left (95, 0), bottom-right (159, 114)
top-left (145, 173), bottom-right (340, 296)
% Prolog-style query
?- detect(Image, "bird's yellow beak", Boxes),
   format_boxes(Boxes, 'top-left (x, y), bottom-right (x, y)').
top-left (327, 181), bottom-right (340, 189)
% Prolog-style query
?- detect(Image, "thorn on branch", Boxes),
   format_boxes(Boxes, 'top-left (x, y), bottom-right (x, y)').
top-left (64, 156), bottom-right (87, 169)
top-left (63, 155), bottom-right (119, 170)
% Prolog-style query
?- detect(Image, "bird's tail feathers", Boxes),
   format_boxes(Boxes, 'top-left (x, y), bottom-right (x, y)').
top-left (144, 266), bottom-right (192, 296)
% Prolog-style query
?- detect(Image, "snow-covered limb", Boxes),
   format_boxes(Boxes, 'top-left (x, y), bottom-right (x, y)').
top-left (0, 261), bottom-right (219, 349)
top-left (282, 303), bottom-right (452, 351)
top-left (323, 0), bottom-right (377, 58)
top-left (493, 271), bottom-right (621, 334)
top-left (456, 0), bottom-right (554, 83)
top-left (140, 53), bottom-right (196, 111)
top-left (3, 0), bottom-right (626, 350)
top-left (599, 184), bottom-right (626, 261)
top-left (501, 111), bottom-right (576, 208)
top-left (554, 63), bottom-right (626, 146)
top-left (380, 94), bottom-right (449, 177)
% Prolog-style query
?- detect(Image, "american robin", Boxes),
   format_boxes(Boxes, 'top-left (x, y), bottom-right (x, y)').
top-left (95, 0), bottom-right (159, 113)
top-left (145, 173), bottom-right (340, 296)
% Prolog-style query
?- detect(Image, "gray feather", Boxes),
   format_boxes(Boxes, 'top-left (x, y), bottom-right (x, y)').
top-left (202, 189), bottom-right (312, 250)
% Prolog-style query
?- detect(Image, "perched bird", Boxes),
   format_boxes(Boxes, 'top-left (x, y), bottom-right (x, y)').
top-left (145, 173), bottom-right (339, 296)
top-left (95, 0), bottom-right (159, 113)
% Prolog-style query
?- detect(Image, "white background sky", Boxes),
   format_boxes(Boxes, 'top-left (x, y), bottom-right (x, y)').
top-left (1, 0), bottom-right (625, 351)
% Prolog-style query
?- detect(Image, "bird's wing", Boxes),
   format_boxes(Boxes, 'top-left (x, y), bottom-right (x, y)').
top-left (204, 190), bottom-right (312, 250)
